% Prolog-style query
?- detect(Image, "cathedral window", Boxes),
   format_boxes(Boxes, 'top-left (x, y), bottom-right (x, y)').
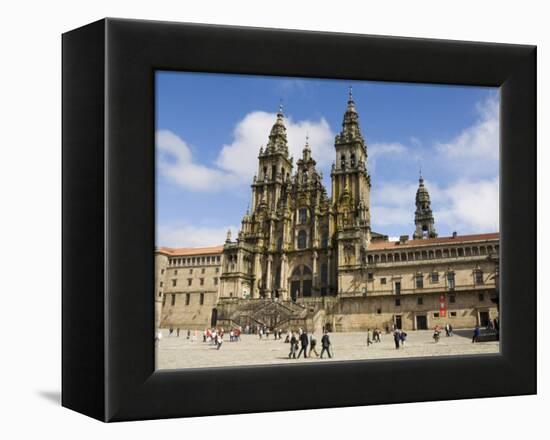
top-left (395, 298), bottom-right (401, 307)
top-left (447, 272), bottom-right (455, 290)
top-left (185, 294), bottom-right (190, 305)
top-left (172, 279), bottom-right (177, 287)
top-left (394, 281), bottom-right (401, 295)
top-left (368, 272), bottom-right (374, 281)
top-left (321, 233), bottom-right (328, 247)
top-left (416, 274), bottom-right (424, 289)
top-left (449, 294), bottom-right (456, 303)
top-left (340, 154), bottom-right (346, 168)
top-left (478, 293), bottom-right (485, 302)
top-left (380, 277), bottom-right (386, 285)
top-left (297, 230), bottom-right (307, 249)
top-left (474, 270), bottom-right (484, 284)
top-left (200, 293), bottom-right (204, 305)
top-left (187, 279), bottom-right (192, 286)
top-left (214, 278), bottom-right (218, 285)
top-left (417, 297), bottom-right (423, 305)
top-left (321, 264), bottom-right (328, 283)
top-left (350, 153), bottom-right (356, 167)
top-left (431, 272), bottom-right (439, 283)
top-left (302, 265), bottom-right (312, 275)
top-left (171, 294), bottom-right (176, 306)
top-left (298, 208), bottom-right (308, 224)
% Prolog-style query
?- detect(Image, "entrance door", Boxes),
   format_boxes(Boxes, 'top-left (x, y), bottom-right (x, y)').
top-left (416, 315), bottom-right (428, 330)
top-left (289, 265), bottom-right (313, 301)
top-left (479, 311), bottom-right (490, 327)
top-left (210, 308), bottom-right (218, 327)
top-left (395, 315), bottom-right (402, 330)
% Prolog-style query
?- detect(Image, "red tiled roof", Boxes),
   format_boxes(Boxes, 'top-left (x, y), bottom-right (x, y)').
top-left (367, 233), bottom-right (499, 251)
top-left (156, 245), bottom-right (224, 256)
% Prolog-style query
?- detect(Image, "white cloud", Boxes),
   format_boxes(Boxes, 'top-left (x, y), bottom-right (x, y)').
top-left (157, 223), bottom-right (238, 248)
top-left (157, 111), bottom-right (335, 192)
top-left (436, 177), bottom-right (499, 233)
top-left (156, 130), bottom-right (237, 192)
top-left (436, 93), bottom-right (499, 163)
top-left (371, 177), bottom-right (499, 235)
top-left (216, 111), bottom-right (334, 180)
top-left (369, 142), bottom-right (408, 157)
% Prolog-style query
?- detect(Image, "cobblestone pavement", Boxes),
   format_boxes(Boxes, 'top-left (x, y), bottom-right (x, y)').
top-left (156, 329), bottom-right (499, 370)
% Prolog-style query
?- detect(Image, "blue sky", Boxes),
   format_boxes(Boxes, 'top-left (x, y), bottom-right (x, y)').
top-left (156, 71), bottom-right (499, 247)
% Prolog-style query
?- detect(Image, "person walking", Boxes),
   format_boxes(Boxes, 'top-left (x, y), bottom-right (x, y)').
top-left (297, 330), bottom-right (309, 358)
top-left (400, 330), bottom-right (407, 347)
top-left (320, 331), bottom-right (332, 358)
top-left (374, 329), bottom-right (381, 343)
top-left (288, 332), bottom-right (298, 359)
top-left (309, 333), bottom-right (319, 357)
top-left (217, 332), bottom-right (224, 350)
top-left (169, 327), bottom-right (174, 336)
top-left (393, 329), bottom-right (401, 349)
top-left (367, 329), bottom-right (373, 346)
top-left (448, 324), bottom-right (454, 336)
top-left (445, 324), bottom-right (450, 337)
top-left (472, 325), bottom-right (481, 343)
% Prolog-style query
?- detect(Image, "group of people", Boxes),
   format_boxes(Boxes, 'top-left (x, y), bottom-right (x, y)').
top-left (393, 329), bottom-right (408, 349)
top-left (258, 326), bottom-right (284, 340)
top-left (366, 328), bottom-right (382, 346)
top-left (287, 328), bottom-right (332, 359)
top-left (201, 326), bottom-right (242, 349)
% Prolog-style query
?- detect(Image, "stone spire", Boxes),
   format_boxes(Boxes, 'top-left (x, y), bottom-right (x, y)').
top-left (302, 134), bottom-right (312, 161)
top-left (336, 86), bottom-right (364, 145)
top-left (413, 173), bottom-right (437, 239)
top-left (265, 103), bottom-right (289, 156)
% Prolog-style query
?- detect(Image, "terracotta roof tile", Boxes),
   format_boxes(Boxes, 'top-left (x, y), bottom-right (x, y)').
top-left (367, 232), bottom-right (499, 251)
top-left (156, 245), bottom-right (224, 256)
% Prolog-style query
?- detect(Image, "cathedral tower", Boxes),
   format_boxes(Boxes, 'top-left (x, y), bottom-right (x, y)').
top-left (250, 104), bottom-right (293, 215)
top-left (331, 89), bottom-right (372, 296)
top-left (331, 88), bottom-right (371, 230)
top-left (413, 173), bottom-right (437, 239)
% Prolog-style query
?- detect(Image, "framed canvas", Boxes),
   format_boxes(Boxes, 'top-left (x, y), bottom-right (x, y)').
top-left (62, 18), bottom-right (536, 422)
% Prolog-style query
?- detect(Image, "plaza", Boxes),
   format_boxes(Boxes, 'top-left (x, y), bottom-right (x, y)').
top-left (156, 329), bottom-right (499, 370)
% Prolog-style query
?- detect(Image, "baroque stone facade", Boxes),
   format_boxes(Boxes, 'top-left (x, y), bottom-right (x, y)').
top-left (155, 92), bottom-right (499, 332)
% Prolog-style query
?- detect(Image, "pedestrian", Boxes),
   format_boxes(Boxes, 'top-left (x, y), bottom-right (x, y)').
top-left (366, 328), bottom-right (373, 346)
top-left (217, 332), bottom-right (223, 350)
top-left (320, 331), bottom-right (332, 358)
top-left (288, 332), bottom-right (297, 359)
top-left (169, 327), bottom-right (174, 336)
top-left (487, 319), bottom-right (494, 330)
top-left (400, 330), bottom-right (407, 347)
top-left (493, 318), bottom-right (499, 331)
top-left (448, 324), bottom-right (454, 336)
top-left (393, 329), bottom-right (400, 349)
top-left (309, 333), bottom-right (319, 357)
top-left (472, 325), bottom-right (481, 343)
top-left (297, 330), bottom-right (309, 358)
top-left (155, 329), bottom-right (162, 344)
top-left (445, 323), bottom-right (450, 337)
top-left (374, 329), bottom-right (381, 343)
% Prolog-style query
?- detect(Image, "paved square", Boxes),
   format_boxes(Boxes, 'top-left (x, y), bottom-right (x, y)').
top-left (156, 329), bottom-right (499, 369)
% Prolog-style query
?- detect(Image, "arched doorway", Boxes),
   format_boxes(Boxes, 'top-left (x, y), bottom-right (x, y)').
top-left (289, 265), bottom-right (313, 301)
top-left (210, 308), bottom-right (218, 327)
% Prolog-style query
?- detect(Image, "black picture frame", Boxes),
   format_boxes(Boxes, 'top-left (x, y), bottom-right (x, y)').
top-left (62, 18), bottom-right (536, 422)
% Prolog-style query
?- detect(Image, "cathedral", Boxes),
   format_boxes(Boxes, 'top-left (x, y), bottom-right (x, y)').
top-left (156, 91), bottom-right (499, 332)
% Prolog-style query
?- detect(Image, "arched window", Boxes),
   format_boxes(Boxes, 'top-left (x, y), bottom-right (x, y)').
top-left (298, 208), bottom-right (308, 224)
top-left (297, 230), bottom-right (307, 249)
top-left (341, 154), bottom-right (346, 168)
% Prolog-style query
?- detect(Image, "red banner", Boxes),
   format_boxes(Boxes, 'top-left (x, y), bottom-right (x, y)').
top-left (439, 294), bottom-right (447, 318)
